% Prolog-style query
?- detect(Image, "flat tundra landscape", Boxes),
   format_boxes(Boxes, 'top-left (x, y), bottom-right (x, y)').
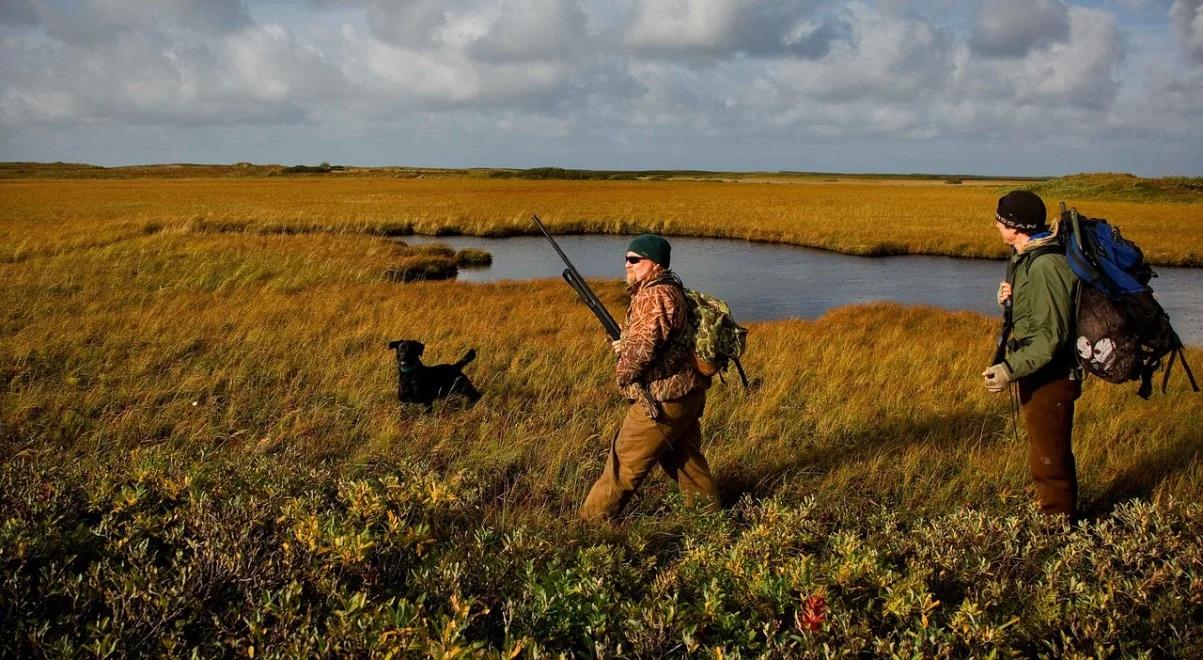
top-left (2, 167), bottom-right (1202, 656)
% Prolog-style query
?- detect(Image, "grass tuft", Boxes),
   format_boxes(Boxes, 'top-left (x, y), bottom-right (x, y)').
top-left (455, 248), bottom-right (493, 267)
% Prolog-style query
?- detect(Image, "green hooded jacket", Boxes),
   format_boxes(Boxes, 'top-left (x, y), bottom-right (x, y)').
top-left (1004, 248), bottom-right (1079, 380)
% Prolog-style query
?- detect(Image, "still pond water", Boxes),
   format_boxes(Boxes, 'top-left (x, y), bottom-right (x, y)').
top-left (407, 235), bottom-right (1203, 346)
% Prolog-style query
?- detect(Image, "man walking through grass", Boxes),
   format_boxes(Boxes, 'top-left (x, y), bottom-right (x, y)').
top-left (983, 191), bottom-right (1082, 519)
top-left (579, 234), bottom-right (720, 520)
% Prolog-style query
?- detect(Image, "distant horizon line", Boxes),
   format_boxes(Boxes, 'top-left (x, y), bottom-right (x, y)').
top-left (8, 160), bottom-right (1147, 181)
top-left (7, 160), bottom-right (1202, 182)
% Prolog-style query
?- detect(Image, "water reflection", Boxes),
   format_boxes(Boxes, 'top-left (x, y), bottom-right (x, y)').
top-left (406, 234), bottom-right (1203, 346)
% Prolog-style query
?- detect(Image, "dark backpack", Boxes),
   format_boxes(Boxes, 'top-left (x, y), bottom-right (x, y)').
top-left (1060, 203), bottom-right (1198, 398)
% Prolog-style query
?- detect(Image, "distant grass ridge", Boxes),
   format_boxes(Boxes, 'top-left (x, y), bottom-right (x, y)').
top-left (1029, 173), bottom-right (1203, 203)
top-left (0, 161), bottom-right (1051, 183)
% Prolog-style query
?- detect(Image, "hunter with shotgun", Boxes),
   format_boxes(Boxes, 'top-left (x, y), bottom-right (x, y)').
top-left (533, 216), bottom-right (721, 521)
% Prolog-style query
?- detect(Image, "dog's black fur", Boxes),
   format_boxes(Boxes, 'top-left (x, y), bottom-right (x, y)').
top-left (388, 339), bottom-right (481, 409)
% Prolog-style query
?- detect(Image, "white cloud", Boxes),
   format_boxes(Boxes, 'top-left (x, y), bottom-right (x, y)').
top-left (624, 0), bottom-right (843, 57)
top-left (1171, 0), bottom-right (1203, 62)
top-left (333, 25), bottom-right (571, 113)
top-left (971, 0), bottom-right (1070, 57)
top-left (625, 0), bottom-right (744, 52)
top-left (0, 15), bottom-right (342, 128)
top-left (468, 0), bottom-right (591, 61)
top-left (0, 0), bottom-right (1200, 174)
top-left (1019, 6), bottom-right (1125, 107)
top-left (771, 3), bottom-right (952, 103)
top-left (361, 0), bottom-right (450, 48)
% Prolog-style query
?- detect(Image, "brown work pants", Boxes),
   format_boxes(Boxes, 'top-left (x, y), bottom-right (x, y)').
top-left (579, 388), bottom-right (720, 521)
top-left (1018, 375), bottom-right (1081, 519)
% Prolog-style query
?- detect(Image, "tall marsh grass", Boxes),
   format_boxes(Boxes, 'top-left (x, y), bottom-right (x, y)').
top-left (2, 182), bottom-right (1202, 655)
top-left (3, 175), bottom-right (1202, 265)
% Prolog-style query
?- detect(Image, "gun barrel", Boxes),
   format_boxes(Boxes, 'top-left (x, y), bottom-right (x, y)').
top-left (564, 269), bottom-right (621, 339)
top-left (533, 213), bottom-right (622, 337)
top-left (991, 299), bottom-right (1012, 367)
top-left (532, 214), bottom-right (575, 267)
top-left (534, 213), bottom-right (664, 421)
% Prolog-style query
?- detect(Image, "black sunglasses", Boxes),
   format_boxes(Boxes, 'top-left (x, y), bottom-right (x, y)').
top-left (625, 255), bottom-right (645, 264)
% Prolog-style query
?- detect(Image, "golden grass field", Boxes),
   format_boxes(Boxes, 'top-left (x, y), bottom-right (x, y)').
top-left (3, 171), bottom-right (1203, 655)
top-left (3, 170), bottom-right (1201, 523)
top-left (3, 172), bottom-right (1202, 266)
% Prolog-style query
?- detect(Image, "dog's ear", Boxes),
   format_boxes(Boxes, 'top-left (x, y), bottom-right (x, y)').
top-left (414, 341), bottom-right (425, 356)
top-left (388, 339), bottom-right (401, 350)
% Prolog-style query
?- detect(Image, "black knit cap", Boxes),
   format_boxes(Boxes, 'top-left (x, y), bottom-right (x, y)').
top-left (995, 190), bottom-right (1048, 233)
top-left (627, 234), bottom-right (671, 268)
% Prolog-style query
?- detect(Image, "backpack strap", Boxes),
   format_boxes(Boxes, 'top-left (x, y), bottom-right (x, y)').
top-left (1024, 243), bottom-right (1063, 271)
top-left (733, 357), bottom-right (750, 391)
top-left (1139, 367), bottom-right (1154, 400)
top-left (1181, 349), bottom-right (1200, 393)
top-left (1161, 344), bottom-right (1201, 395)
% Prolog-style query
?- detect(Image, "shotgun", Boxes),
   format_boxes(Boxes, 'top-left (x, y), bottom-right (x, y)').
top-left (532, 214), bottom-right (662, 421)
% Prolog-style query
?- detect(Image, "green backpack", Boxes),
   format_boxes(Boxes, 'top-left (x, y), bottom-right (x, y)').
top-left (684, 289), bottom-right (749, 387)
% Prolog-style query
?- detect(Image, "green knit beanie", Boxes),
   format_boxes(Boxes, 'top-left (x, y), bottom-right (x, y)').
top-left (627, 234), bottom-right (671, 268)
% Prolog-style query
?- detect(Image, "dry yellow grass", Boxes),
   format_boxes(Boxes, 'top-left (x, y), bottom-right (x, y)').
top-left (3, 226), bottom-right (1199, 517)
top-left (3, 176), bottom-right (1202, 265)
top-left (4, 186), bottom-right (1203, 654)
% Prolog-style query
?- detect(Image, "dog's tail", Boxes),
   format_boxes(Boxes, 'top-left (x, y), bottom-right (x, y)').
top-left (455, 348), bottom-right (477, 369)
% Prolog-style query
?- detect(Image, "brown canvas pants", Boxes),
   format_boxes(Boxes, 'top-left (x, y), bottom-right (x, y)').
top-left (579, 388), bottom-right (720, 521)
top-left (1018, 375), bottom-right (1081, 518)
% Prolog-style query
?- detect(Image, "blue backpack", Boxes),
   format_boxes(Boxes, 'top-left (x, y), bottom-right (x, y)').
top-left (1061, 203), bottom-right (1198, 398)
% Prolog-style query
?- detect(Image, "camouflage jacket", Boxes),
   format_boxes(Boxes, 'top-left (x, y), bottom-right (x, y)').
top-left (616, 270), bottom-right (708, 401)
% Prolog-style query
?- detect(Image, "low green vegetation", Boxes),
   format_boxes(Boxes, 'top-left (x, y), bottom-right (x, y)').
top-left (279, 162), bottom-right (346, 174)
top-left (1029, 173), bottom-right (1203, 203)
top-left (4, 450), bottom-right (1201, 656)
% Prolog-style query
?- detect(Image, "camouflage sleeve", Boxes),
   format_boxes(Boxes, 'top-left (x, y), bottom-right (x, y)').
top-left (615, 287), bottom-right (677, 387)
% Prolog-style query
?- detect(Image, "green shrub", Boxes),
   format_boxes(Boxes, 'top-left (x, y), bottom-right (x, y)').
top-left (2, 451), bottom-right (1201, 657)
top-left (279, 163), bottom-right (345, 174)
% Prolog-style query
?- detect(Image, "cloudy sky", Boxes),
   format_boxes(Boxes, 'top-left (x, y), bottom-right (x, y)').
top-left (2, 0), bottom-right (1201, 175)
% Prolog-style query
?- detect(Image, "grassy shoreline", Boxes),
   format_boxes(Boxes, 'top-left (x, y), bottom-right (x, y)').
top-left (3, 175), bottom-right (1203, 267)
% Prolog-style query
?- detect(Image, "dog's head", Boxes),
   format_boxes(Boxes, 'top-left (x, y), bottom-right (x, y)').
top-left (388, 339), bottom-right (425, 366)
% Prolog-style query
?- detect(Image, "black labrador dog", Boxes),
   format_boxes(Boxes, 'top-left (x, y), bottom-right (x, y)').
top-left (388, 339), bottom-right (481, 409)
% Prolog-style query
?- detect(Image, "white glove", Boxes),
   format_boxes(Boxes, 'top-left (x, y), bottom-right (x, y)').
top-left (982, 363), bottom-right (1013, 393)
top-left (611, 339), bottom-right (622, 356)
top-left (996, 282), bottom-right (1012, 309)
